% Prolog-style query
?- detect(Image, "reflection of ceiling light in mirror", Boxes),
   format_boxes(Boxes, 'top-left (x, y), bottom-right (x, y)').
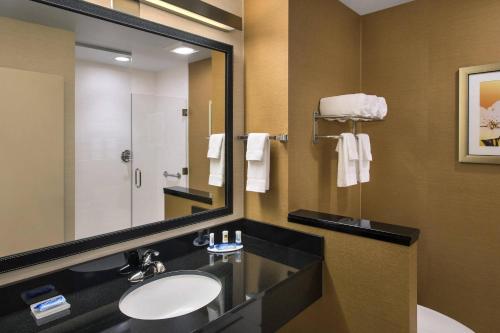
top-left (140, 0), bottom-right (235, 31)
top-left (114, 56), bottom-right (131, 62)
top-left (171, 47), bottom-right (198, 55)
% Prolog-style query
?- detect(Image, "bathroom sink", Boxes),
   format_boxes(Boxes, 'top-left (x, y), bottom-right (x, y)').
top-left (119, 271), bottom-right (221, 320)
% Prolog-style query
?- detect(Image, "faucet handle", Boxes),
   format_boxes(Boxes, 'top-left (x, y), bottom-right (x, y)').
top-left (141, 249), bottom-right (159, 266)
top-left (153, 261), bottom-right (166, 274)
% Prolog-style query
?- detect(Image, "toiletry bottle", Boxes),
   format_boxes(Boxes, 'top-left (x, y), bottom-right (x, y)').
top-left (209, 233), bottom-right (214, 247)
top-left (235, 230), bottom-right (242, 244)
top-left (222, 230), bottom-right (228, 243)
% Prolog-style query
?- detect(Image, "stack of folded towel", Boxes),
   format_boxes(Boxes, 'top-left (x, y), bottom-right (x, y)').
top-left (320, 93), bottom-right (387, 120)
top-left (335, 133), bottom-right (372, 187)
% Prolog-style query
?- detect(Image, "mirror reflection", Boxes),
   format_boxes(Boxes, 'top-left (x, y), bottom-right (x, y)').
top-left (0, 0), bottom-right (226, 258)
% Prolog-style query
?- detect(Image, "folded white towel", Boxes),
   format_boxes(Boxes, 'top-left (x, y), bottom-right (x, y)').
top-left (208, 134), bottom-right (225, 187)
top-left (246, 133), bottom-right (268, 161)
top-left (335, 133), bottom-right (358, 187)
top-left (207, 134), bottom-right (224, 159)
top-left (246, 133), bottom-right (270, 193)
top-left (320, 93), bottom-right (387, 120)
top-left (356, 133), bottom-right (372, 183)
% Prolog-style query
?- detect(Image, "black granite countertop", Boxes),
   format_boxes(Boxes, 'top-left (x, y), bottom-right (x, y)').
top-left (164, 186), bottom-right (213, 205)
top-left (289, 209), bottom-right (420, 246)
top-left (0, 220), bottom-right (323, 333)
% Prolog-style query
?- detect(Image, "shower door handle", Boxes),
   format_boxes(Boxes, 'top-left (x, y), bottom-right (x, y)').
top-left (135, 168), bottom-right (142, 188)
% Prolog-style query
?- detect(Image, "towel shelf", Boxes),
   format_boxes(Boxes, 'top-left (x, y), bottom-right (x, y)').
top-left (312, 111), bottom-right (381, 144)
top-left (237, 134), bottom-right (288, 143)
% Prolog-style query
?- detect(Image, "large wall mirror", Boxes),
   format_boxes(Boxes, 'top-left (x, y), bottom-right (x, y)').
top-left (0, 0), bottom-right (233, 273)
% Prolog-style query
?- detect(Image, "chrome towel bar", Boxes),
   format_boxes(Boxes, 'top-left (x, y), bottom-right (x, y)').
top-left (312, 111), bottom-right (382, 144)
top-left (237, 134), bottom-right (288, 143)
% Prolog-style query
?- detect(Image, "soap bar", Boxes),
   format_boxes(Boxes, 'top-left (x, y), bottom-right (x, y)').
top-left (30, 295), bottom-right (71, 320)
top-left (207, 243), bottom-right (243, 253)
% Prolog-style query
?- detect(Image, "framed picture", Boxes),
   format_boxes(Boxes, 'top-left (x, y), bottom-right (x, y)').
top-left (459, 63), bottom-right (500, 164)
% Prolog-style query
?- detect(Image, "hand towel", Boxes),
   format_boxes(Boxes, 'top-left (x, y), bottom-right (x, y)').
top-left (208, 134), bottom-right (225, 187)
top-left (335, 133), bottom-right (358, 187)
top-left (320, 93), bottom-right (387, 120)
top-left (356, 133), bottom-right (372, 183)
top-left (207, 134), bottom-right (224, 159)
top-left (246, 133), bottom-right (270, 193)
top-left (246, 133), bottom-right (268, 161)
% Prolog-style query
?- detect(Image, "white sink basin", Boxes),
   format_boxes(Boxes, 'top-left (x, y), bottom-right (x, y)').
top-left (119, 271), bottom-right (221, 320)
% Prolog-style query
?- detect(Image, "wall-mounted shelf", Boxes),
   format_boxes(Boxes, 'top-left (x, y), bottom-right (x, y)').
top-left (312, 111), bottom-right (381, 144)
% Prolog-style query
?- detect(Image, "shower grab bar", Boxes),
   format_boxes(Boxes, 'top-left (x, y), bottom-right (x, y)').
top-left (163, 171), bottom-right (181, 179)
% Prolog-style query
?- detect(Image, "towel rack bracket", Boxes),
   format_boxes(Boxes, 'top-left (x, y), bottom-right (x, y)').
top-left (237, 134), bottom-right (288, 143)
top-left (312, 111), bottom-right (380, 144)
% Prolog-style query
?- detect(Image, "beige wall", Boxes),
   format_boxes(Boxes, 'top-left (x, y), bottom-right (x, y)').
top-left (244, 1), bottom-right (417, 332)
top-left (0, 67), bottom-right (64, 257)
top-left (362, 1), bottom-right (500, 331)
top-left (0, 17), bottom-right (76, 250)
top-left (187, 52), bottom-right (226, 209)
top-left (189, 58), bottom-right (213, 192)
top-left (0, 0), bottom-right (243, 286)
top-left (164, 194), bottom-right (213, 219)
top-left (113, 0), bottom-right (140, 16)
top-left (244, 0), bottom-right (289, 222)
top-left (288, 0), bottom-right (362, 218)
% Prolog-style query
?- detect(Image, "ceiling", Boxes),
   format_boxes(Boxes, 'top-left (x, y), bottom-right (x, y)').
top-left (0, 0), bottom-right (212, 72)
top-left (339, 0), bottom-right (414, 15)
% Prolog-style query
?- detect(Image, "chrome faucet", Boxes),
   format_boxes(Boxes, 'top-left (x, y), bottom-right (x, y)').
top-left (127, 249), bottom-right (166, 283)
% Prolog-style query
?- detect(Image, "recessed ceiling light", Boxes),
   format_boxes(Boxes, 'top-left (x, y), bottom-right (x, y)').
top-left (171, 47), bottom-right (198, 55)
top-left (114, 56), bottom-right (131, 62)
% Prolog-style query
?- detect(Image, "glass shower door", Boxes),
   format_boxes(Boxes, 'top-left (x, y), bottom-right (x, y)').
top-left (131, 94), bottom-right (188, 227)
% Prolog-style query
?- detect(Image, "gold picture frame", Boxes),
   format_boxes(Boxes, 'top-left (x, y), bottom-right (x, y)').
top-left (459, 63), bottom-right (500, 164)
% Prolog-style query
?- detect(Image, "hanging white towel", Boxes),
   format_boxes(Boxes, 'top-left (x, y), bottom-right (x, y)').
top-left (246, 133), bottom-right (268, 161)
top-left (320, 93), bottom-right (387, 120)
top-left (335, 133), bottom-right (358, 187)
top-left (207, 133), bottom-right (224, 159)
top-left (246, 133), bottom-right (270, 193)
top-left (208, 134), bottom-right (225, 187)
top-left (356, 133), bottom-right (372, 183)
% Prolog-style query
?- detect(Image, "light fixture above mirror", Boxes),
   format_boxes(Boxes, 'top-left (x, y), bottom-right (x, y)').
top-left (139, 0), bottom-right (242, 31)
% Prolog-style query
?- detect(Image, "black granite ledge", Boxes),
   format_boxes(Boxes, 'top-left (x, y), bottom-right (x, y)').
top-left (210, 219), bottom-right (324, 258)
top-left (288, 209), bottom-right (420, 246)
top-left (164, 186), bottom-right (213, 205)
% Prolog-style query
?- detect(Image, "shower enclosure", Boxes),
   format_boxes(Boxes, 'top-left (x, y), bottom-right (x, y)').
top-left (131, 94), bottom-right (188, 227)
top-left (75, 73), bottom-right (188, 239)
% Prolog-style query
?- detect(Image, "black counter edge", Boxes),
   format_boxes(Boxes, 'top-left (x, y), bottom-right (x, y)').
top-left (164, 187), bottom-right (213, 205)
top-left (288, 209), bottom-right (420, 246)
top-left (210, 219), bottom-right (324, 258)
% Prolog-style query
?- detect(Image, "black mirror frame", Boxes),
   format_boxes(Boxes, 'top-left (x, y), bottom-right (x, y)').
top-left (0, 0), bottom-right (234, 273)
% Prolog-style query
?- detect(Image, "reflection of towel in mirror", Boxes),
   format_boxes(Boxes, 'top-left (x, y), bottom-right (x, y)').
top-left (336, 133), bottom-right (358, 187)
top-left (246, 133), bottom-right (270, 193)
top-left (356, 134), bottom-right (372, 183)
top-left (208, 134), bottom-right (225, 187)
top-left (207, 133), bottom-right (224, 159)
